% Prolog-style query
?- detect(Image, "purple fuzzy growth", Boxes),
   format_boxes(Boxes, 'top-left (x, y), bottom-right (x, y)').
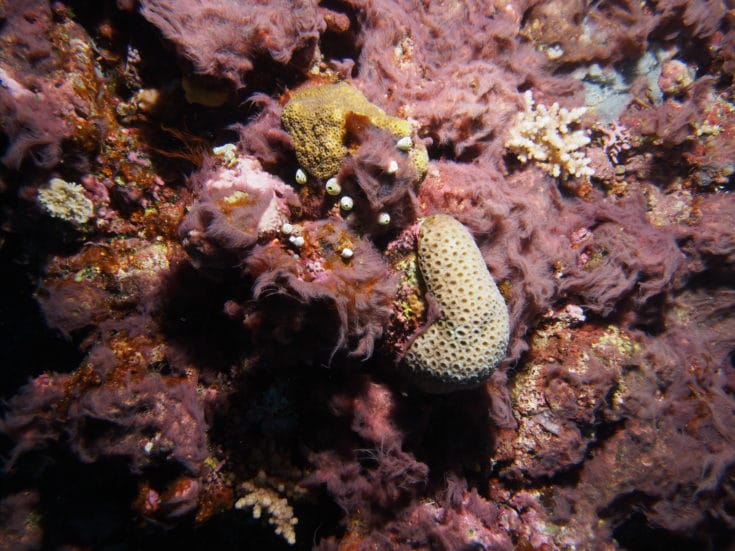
top-left (0, 0), bottom-right (71, 168)
top-left (677, 192), bottom-right (735, 267)
top-left (1, 372), bottom-right (66, 468)
top-left (354, 475), bottom-right (557, 550)
top-left (656, 0), bottom-right (727, 39)
top-left (623, 78), bottom-right (715, 147)
top-left (535, 286), bottom-right (735, 543)
top-left (0, 76), bottom-right (70, 169)
top-left (234, 94), bottom-right (294, 168)
top-left (343, 0), bottom-right (582, 163)
top-left (244, 219), bottom-right (398, 360)
top-left (179, 154), bottom-right (299, 268)
top-left (559, 193), bottom-right (684, 314)
top-left (65, 372), bottom-right (208, 475)
top-left (3, 352), bottom-right (209, 476)
top-left (338, 126), bottom-right (421, 234)
top-left (305, 381), bottom-right (428, 523)
top-left (419, 161), bottom-right (689, 361)
top-left (179, 148), bottom-right (397, 362)
top-left (139, 0), bottom-right (324, 88)
top-left (399, 484), bottom-right (513, 551)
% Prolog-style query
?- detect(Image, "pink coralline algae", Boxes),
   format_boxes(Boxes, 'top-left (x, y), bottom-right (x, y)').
top-left (179, 153), bottom-right (299, 267)
top-left (1, 0), bottom-right (734, 550)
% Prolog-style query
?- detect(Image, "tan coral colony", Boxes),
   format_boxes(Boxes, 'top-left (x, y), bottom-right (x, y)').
top-left (404, 214), bottom-right (510, 392)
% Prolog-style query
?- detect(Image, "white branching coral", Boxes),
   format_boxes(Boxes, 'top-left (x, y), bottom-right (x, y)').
top-left (505, 91), bottom-right (594, 179)
top-left (235, 476), bottom-right (298, 545)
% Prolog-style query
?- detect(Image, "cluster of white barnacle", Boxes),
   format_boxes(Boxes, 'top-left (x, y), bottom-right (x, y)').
top-left (280, 221), bottom-right (305, 248)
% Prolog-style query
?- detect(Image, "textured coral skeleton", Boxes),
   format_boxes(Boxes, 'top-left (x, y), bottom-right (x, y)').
top-left (403, 214), bottom-right (510, 391)
top-left (505, 90), bottom-right (595, 179)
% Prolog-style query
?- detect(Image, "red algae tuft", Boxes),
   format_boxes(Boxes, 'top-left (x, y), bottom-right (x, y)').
top-left (0, 0), bottom-right (734, 549)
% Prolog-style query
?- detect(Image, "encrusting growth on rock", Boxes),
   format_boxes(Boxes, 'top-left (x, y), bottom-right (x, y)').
top-left (403, 214), bottom-right (510, 392)
top-left (281, 81), bottom-right (428, 180)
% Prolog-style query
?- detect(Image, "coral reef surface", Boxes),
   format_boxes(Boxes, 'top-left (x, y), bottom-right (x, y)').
top-left (1, 0), bottom-right (734, 550)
